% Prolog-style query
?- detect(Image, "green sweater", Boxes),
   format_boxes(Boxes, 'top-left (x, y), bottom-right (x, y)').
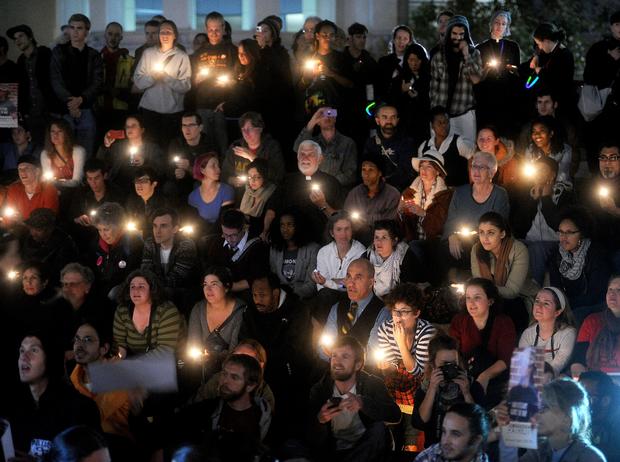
top-left (113, 301), bottom-right (183, 356)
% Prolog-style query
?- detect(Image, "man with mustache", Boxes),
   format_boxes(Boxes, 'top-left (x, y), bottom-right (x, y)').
top-left (362, 104), bottom-right (416, 190)
top-left (430, 15), bottom-right (482, 148)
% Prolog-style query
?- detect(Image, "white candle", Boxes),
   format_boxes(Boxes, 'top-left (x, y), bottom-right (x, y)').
top-left (126, 221), bottom-right (137, 232)
top-left (599, 186), bottom-right (610, 198)
top-left (7, 270), bottom-right (19, 280)
top-left (320, 333), bottom-right (334, 348)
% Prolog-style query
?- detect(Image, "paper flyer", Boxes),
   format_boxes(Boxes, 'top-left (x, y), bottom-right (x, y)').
top-left (0, 84), bottom-right (18, 128)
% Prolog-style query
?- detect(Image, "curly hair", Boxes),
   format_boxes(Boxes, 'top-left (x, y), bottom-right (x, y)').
top-left (117, 269), bottom-right (166, 308)
top-left (269, 206), bottom-right (315, 251)
top-left (383, 282), bottom-right (424, 313)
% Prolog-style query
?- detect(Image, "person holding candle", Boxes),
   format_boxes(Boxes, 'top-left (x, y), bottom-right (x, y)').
top-left (133, 19), bottom-right (191, 147)
top-left (475, 10), bottom-right (521, 136)
top-left (221, 111), bottom-right (285, 198)
top-left (125, 167), bottom-right (168, 239)
top-left (418, 106), bottom-right (475, 187)
top-left (375, 25), bottom-right (414, 103)
top-left (471, 211), bottom-right (539, 334)
top-left (97, 114), bottom-right (164, 194)
top-left (450, 278), bottom-right (516, 408)
top-left (442, 151), bottom-right (509, 281)
top-left (187, 152), bottom-right (234, 230)
top-left (269, 207), bottom-right (320, 300)
top-left (549, 207), bottom-right (611, 325)
top-left (371, 282), bottom-right (436, 451)
top-left (519, 287), bottom-right (576, 375)
top-left (40, 118), bottom-right (84, 190)
top-left (511, 156), bottom-right (574, 286)
top-left (343, 153), bottom-right (400, 246)
top-left (364, 219), bottom-right (423, 298)
top-left (524, 115), bottom-right (573, 185)
top-left (113, 269), bottom-right (183, 360)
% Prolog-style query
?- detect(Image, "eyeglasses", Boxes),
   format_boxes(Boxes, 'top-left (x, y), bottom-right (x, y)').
top-left (73, 335), bottom-right (98, 345)
top-left (392, 310), bottom-right (413, 318)
top-left (557, 229), bottom-right (580, 237)
top-left (471, 164), bottom-right (490, 171)
top-left (599, 155), bottom-right (620, 162)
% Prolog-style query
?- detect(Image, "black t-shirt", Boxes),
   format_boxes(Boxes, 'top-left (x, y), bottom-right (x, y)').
top-left (218, 402), bottom-right (261, 440)
top-left (282, 248), bottom-right (298, 281)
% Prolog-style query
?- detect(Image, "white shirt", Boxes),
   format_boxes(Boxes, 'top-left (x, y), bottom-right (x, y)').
top-left (315, 240), bottom-right (366, 290)
top-left (40, 145), bottom-right (86, 188)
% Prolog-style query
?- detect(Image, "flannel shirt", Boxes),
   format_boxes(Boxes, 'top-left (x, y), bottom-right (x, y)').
top-left (430, 49), bottom-right (482, 116)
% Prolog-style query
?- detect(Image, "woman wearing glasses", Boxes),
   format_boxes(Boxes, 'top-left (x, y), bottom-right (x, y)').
top-left (549, 206), bottom-right (610, 325)
top-left (238, 158), bottom-right (279, 240)
top-left (188, 266), bottom-right (245, 370)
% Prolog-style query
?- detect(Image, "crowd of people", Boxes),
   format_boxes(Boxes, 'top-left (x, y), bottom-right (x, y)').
top-left (1, 5), bottom-right (620, 462)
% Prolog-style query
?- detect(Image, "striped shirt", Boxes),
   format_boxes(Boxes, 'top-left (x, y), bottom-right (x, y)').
top-left (113, 301), bottom-right (183, 356)
top-left (376, 318), bottom-right (436, 377)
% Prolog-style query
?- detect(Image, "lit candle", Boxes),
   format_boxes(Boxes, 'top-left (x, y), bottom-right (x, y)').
top-left (599, 186), bottom-right (610, 198)
top-left (216, 74), bottom-right (230, 85)
top-left (89, 209), bottom-right (97, 217)
top-left (172, 155), bottom-right (180, 163)
top-left (456, 226), bottom-right (476, 236)
top-left (153, 62), bottom-right (164, 73)
top-left (522, 162), bottom-right (536, 178)
top-left (180, 224), bottom-right (194, 235)
top-left (304, 59), bottom-right (318, 71)
top-left (42, 171), bottom-right (54, 181)
top-left (4, 207), bottom-right (15, 218)
top-left (238, 175), bottom-right (248, 183)
top-left (373, 348), bottom-right (386, 363)
top-left (350, 211), bottom-right (361, 221)
top-left (489, 58), bottom-right (499, 67)
top-left (311, 183), bottom-right (321, 192)
top-left (7, 270), bottom-right (19, 280)
top-left (320, 333), bottom-right (334, 348)
top-left (126, 221), bottom-right (137, 232)
top-left (187, 345), bottom-right (204, 361)
top-left (451, 283), bottom-right (465, 295)
top-left (129, 146), bottom-right (138, 164)
top-left (198, 67), bottom-right (209, 77)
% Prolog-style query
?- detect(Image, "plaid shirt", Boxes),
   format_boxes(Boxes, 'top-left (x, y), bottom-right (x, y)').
top-left (430, 48), bottom-right (482, 116)
top-left (416, 443), bottom-right (489, 462)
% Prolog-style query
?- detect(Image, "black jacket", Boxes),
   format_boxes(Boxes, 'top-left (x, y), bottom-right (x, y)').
top-left (511, 184), bottom-right (574, 239)
top-left (16, 46), bottom-right (62, 114)
top-left (88, 233), bottom-right (143, 297)
top-left (141, 236), bottom-right (199, 289)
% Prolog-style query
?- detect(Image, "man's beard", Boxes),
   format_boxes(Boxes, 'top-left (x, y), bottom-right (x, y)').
top-left (381, 124), bottom-right (395, 136)
top-left (331, 368), bottom-right (355, 381)
top-left (602, 169), bottom-right (617, 179)
top-left (219, 386), bottom-right (245, 402)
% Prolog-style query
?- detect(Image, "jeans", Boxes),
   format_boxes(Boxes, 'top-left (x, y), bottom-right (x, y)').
top-left (450, 109), bottom-right (476, 146)
top-left (64, 108), bottom-right (96, 158)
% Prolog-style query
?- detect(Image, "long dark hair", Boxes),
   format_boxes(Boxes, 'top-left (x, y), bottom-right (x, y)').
top-left (269, 206), bottom-right (314, 251)
top-left (530, 115), bottom-right (565, 154)
top-left (236, 38), bottom-right (261, 84)
top-left (464, 277), bottom-right (503, 313)
top-left (533, 23), bottom-right (566, 44)
top-left (475, 211), bottom-right (511, 267)
top-left (402, 42), bottom-right (430, 81)
top-left (44, 118), bottom-right (75, 160)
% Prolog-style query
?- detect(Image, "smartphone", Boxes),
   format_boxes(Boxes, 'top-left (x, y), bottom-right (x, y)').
top-left (324, 108), bottom-right (338, 118)
top-left (107, 130), bottom-right (126, 140)
top-left (328, 397), bottom-right (342, 408)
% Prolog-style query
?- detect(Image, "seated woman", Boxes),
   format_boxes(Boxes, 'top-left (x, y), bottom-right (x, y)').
top-left (476, 126), bottom-right (519, 194)
top-left (443, 151), bottom-right (510, 280)
top-left (238, 158), bottom-right (278, 240)
top-left (524, 115), bottom-right (572, 184)
top-left (549, 206), bottom-right (610, 325)
top-left (188, 152), bottom-right (235, 231)
top-left (571, 275), bottom-right (620, 376)
top-left (418, 106), bottom-right (475, 187)
top-left (113, 269), bottom-right (183, 358)
top-left (399, 150), bottom-right (452, 283)
top-left (41, 118), bottom-right (84, 189)
top-left (269, 207), bottom-right (320, 300)
top-left (511, 156), bottom-right (574, 285)
top-left (471, 211), bottom-right (539, 334)
top-left (97, 114), bottom-right (164, 193)
top-left (311, 212), bottom-right (366, 323)
top-left (365, 219), bottom-right (422, 298)
top-left (188, 266), bottom-right (246, 373)
top-left (372, 282), bottom-right (437, 450)
top-left (450, 277), bottom-right (516, 408)
top-left (519, 287), bottom-right (576, 375)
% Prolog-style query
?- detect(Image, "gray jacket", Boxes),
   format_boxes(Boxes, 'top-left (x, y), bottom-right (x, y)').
top-left (270, 242), bottom-right (320, 299)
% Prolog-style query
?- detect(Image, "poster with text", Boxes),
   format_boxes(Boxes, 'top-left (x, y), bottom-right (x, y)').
top-left (0, 84), bottom-right (18, 128)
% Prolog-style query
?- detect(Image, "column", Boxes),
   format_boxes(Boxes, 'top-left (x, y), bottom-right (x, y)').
top-left (253, 0), bottom-right (278, 26)
top-left (163, 0), bottom-right (195, 30)
top-left (241, 0), bottom-right (256, 31)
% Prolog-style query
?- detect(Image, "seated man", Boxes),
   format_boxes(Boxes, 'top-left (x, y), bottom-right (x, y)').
top-left (343, 153), bottom-right (400, 245)
top-left (5, 154), bottom-right (58, 223)
top-left (89, 202), bottom-right (143, 300)
top-left (306, 336), bottom-right (401, 462)
top-left (141, 207), bottom-right (199, 313)
top-left (3, 333), bottom-right (101, 457)
top-left (415, 402), bottom-right (490, 462)
top-left (125, 167), bottom-right (168, 239)
top-left (0, 123), bottom-right (41, 185)
top-left (200, 209), bottom-right (268, 302)
top-left (293, 106), bottom-right (358, 188)
top-left (280, 140), bottom-right (343, 240)
top-left (20, 207), bottom-right (79, 284)
top-left (166, 111), bottom-right (217, 198)
top-left (318, 258), bottom-right (389, 361)
top-left (70, 320), bottom-right (135, 443)
top-left (363, 104), bottom-right (416, 190)
top-left (166, 354), bottom-right (271, 461)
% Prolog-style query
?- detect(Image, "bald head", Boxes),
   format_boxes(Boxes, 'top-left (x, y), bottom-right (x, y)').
top-left (345, 258), bottom-right (375, 301)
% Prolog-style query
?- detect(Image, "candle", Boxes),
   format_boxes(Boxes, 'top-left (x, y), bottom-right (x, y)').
top-left (599, 186), bottom-right (610, 198)
top-left (451, 283), bottom-right (465, 295)
top-left (320, 333), bottom-right (334, 348)
top-left (350, 211), bottom-right (361, 221)
top-left (126, 221), bottom-right (137, 232)
top-left (4, 207), bottom-right (15, 218)
top-left (7, 270), bottom-right (19, 281)
top-left (180, 224), bottom-right (194, 235)
top-left (456, 226), bottom-right (476, 236)
top-left (198, 67), bottom-right (209, 77)
top-left (89, 209), bottom-right (97, 217)
top-left (304, 59), bottom-right (318, 71)
top-left (373, 348), bottom-right (386, 363)
top-left (216, 74), bottom-right (230, 85)
top-left (187, 345), bottom-right (205, 361)
top-left (522, 162), bottom-right (536, 178)
top-left (311, 183), bottom-right (321, 192)
top-left (238, 175), bottom-right (248, 183)
top-left (153, 62), bottom-right (164, 73)
top-left (42, 171), bottom-right (54, 181)
top-left (489, 58), bottom-right (499, 67)
top-left (172, 155), bottom-right (180, 163)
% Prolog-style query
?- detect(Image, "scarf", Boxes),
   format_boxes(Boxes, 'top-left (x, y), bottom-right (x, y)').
top-left (239, 183), bottom-right (276, 217)
top-left (368, 241), bottom-right (409, 297)
top-left (559, 238), bottom-right (591, 281)
top-left (586, 307), bottom-right (620, 370)
top-left (476, 238), bottom-right (514, 287)
top-left (409, 176), bottom-right (447, 240)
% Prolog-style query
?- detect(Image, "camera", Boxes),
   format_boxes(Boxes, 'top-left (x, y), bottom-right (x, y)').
top-left (439, 363), bottom-right (461, 381)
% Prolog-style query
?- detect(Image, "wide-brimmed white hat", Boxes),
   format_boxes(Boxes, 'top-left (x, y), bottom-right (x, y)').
top-left (411, 150), bottom-right (447, 177)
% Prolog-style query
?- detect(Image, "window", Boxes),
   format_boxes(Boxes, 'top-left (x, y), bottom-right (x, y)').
top-left (281, 0), bottom-right (303, 32)
top-left (196, 0), bottom-right (243, 32)
top-left (136, 0), bottom-right (163, 27)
